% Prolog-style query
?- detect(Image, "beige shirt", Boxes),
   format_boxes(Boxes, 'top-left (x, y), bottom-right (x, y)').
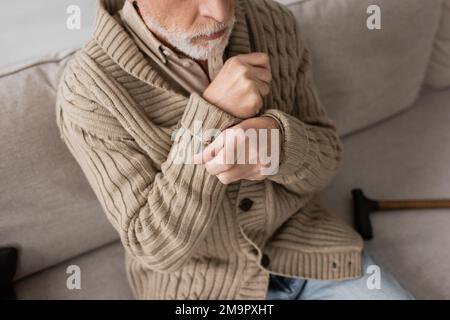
top-left (118, 0), bottom-right (224, 95)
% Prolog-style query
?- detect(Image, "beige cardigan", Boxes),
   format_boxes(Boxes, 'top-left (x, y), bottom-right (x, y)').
top-left (55, 0), bottom-right (364, 299)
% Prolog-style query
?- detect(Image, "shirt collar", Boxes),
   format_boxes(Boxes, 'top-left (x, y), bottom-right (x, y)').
top-left (92, 0), bottom-right (251, 91)
top-left (119, 0), bottom-right (169, 64)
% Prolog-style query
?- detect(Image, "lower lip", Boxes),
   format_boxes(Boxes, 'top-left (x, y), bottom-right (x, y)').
top-left (197, 29), bottom-right (226, 41)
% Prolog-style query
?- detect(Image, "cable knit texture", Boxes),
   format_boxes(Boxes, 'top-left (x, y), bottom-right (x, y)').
top-left (55, 0), bottom-right (364, 299)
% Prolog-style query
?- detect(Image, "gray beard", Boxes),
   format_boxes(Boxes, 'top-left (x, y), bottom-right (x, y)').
top-left (142, 15), bottom-right (236, 61)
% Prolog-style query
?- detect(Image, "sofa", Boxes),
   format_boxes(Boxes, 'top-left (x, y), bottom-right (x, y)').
top-left (1, 0), bottom-right (449, 299)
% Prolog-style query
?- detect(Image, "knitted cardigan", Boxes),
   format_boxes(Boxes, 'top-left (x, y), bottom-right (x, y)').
top-left (55, 0), bottom-right (364, 299)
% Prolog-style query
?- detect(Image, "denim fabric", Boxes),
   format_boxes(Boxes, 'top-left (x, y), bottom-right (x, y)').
top-left (266, 250), bottom-right (415, 300)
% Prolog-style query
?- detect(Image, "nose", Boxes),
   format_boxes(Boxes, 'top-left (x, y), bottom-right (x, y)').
top-left (199, 0), bottom-right (232, 24)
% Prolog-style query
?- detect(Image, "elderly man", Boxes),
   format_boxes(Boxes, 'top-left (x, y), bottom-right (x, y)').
top-left (55, 0), bottom-right (414, 300)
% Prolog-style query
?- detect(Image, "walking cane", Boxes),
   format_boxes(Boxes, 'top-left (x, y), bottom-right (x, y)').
top-left (352, 188), bottom-right (450, 240)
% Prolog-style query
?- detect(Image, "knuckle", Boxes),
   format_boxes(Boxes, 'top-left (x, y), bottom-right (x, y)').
top-left (242, 79), bottom-right (252, 90)
top-left (255, 52), bottom-right (266, 59)
top-left (240, 66), bottom-right (250, 78)
top-left (260, 52), bottom-right (269, 59)
top-left (251, 94), bottom-right (262, 107)
top-left (228, 56), bottom-right (239, 66)
top-left (248, 81), bottom-right (258, 92)
top-left (258, 53), bottom-right (269, 63)
top-left (225, 58), bottom-right (238, 70)
top-left (218, 174), bottom-right (231, 185)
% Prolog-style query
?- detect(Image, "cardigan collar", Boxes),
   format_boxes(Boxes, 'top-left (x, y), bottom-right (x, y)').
top-left (92, 0), bottom-right (251, 92)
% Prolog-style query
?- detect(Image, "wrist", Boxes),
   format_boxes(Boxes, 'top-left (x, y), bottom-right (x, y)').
top-left (260, 115), bottom-right (281, 130)
top-left (260, 114), bottom-right (284, 163)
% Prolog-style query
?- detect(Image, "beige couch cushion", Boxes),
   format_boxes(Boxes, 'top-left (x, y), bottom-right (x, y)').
top-left (320, 88), bottom-right (450, 299)
top-left (0, 54), bottom-right (119, 281)
top-left (14, 241), bottom-right (134, 299)
top-left (425, 0), bottom-right (450, 89)
top-left (277, 0), bottom-right (442, 137)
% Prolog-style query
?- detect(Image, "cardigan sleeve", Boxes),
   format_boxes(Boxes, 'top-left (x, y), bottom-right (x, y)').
top-left (56, 72), bottom-right (242, 274)
top-left (262, 49), bottom-right (343, 188)
top-left (261, 18), bottom-right (343, 202)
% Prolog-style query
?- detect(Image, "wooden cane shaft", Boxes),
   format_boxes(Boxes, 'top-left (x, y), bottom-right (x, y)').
top-left (378, 200), bottom-right (450, 210)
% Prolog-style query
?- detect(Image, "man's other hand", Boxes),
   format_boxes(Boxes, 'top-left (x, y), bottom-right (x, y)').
top-left (202, 53), bottom-right (272, 119)
top-left (191, 116), bottom-right (281, 184)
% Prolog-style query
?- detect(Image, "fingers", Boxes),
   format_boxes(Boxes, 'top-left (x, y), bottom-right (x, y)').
top-left (249, 65), bottom-right (272, 84)
top-left (236, 52), bottom-right (271, 70)
top-left (204, 148), bottom-right (234, 176)
top-left (192, 132), bottom-right (225, 164)
top-left (203, 130), bottom-right (238, 175)
top-left (194, 142), bottom-right (265, 185)
top-left (203, 135), bottom-right (263, 184)
top-left (253, 78), bottom-right (270, 97)
top-left (216, 165), bottom-right (259, 185)
top-left (248, 66), bottom-right (271, 97)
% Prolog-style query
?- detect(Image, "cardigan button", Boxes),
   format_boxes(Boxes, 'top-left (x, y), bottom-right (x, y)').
top-left (261, 254), bottom-right (270, 268)
top-left (239, 198), bottom-right (254, 212)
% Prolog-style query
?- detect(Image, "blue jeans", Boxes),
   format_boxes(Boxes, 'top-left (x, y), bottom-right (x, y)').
top-left (266, 250), bottom-right (415, 300)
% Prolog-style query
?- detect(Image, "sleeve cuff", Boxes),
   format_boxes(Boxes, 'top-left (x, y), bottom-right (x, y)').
top-left (262, 109), bottom-right (310, 177)
top-left (180, 92), bottom-right (242, 144)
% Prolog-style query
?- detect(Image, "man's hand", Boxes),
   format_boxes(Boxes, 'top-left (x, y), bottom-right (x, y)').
top-left (203, 53), bottom-right (272, 119)
top-left (192, 116), bottom-right (281, 184)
